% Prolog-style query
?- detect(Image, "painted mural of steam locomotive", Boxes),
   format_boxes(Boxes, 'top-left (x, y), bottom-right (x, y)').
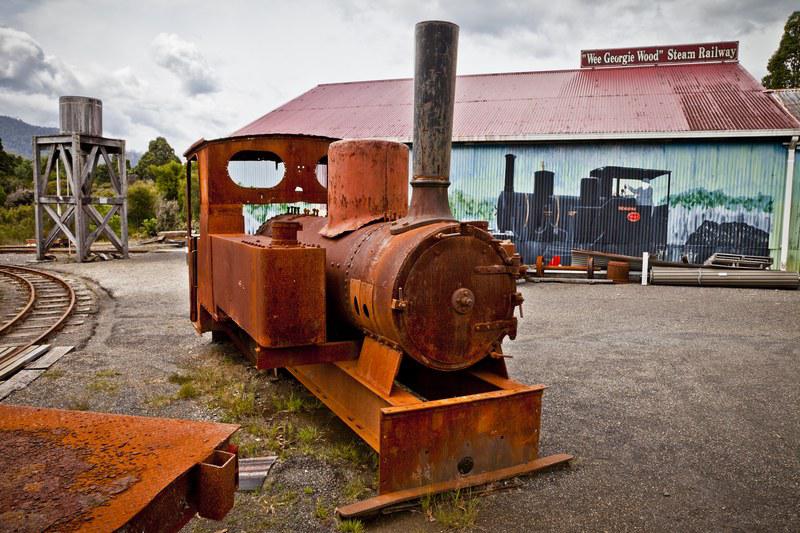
top-left (497, 154), bottom-right (672, 264)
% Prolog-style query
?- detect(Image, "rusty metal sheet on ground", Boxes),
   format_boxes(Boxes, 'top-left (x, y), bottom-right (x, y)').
top-left (0, 404), bottom-right (238, 532)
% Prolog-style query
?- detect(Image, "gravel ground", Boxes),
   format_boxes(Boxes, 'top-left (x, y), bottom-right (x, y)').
top-left (1, 251), bottom-right (798, 532)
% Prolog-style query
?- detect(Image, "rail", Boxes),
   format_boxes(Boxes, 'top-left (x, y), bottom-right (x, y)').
top-left (0, 265), bottom-right (77, 376)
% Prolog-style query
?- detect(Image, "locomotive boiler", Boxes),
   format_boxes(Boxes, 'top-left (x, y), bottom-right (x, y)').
top-left (185, 21), bottom-right (570, 517)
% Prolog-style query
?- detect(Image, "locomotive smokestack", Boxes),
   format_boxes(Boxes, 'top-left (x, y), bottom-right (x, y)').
top-left (408, 20), bottom-right (459, 219)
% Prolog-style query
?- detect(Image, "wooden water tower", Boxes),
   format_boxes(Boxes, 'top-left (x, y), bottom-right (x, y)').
top-left (33, 96), bottom-right (129, 262)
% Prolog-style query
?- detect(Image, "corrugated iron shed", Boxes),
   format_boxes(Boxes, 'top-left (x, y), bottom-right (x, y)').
top-left (232, 63), bottom-right (800, 142)
top-left (770, 89), bottom-right (800, 123)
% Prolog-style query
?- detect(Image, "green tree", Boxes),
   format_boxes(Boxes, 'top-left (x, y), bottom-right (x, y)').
top-left (150, 160), bottom-right (183, 201)
top-left (92, 155), bottom-right (128, 185)
top-left (0, 140), bottom-right (33, 195)
top-left (762, 11), bottom-right (800, 89)
top-left (133, 137), bottom-right (180, 181)
top-left (127, 180), bottom-right (158, 229)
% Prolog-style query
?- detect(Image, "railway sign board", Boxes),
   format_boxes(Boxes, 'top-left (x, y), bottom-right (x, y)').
top-left (580, 41), bottom-right (738, 68)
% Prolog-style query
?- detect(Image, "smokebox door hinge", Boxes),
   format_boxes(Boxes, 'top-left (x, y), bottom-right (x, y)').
top-left (474, 318), bottom-right (518, 339)
top-left (474, 265), bottom-right (517, 275)
top-left (391, 299), bottom-right (408, 311)
top-left (391, 287), bottom-right (407, 311)
top-left (511, 292), bottom-right (524, 318)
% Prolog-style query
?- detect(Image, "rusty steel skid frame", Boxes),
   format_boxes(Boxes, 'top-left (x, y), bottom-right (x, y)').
top-left (217, 317), bottom-right (361, 369)
top-left (289, 355), bottom-right (571, 518)
top-left (216, 316), bottom-right (571, 517)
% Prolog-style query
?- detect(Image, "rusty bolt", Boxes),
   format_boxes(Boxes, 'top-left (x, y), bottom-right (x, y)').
top-left (451, 287), bottom-right (475, 314)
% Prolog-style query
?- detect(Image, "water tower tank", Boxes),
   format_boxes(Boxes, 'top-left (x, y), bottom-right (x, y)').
top-left (59, 96), bottom-right (103, 136)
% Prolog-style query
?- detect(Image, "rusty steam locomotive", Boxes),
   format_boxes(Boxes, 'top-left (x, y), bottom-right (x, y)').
top-left (185, 21), bottom-right (570, 517)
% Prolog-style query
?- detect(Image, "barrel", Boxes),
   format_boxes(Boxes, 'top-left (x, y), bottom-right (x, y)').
top-left (607, 261), bottom-right (630, 283)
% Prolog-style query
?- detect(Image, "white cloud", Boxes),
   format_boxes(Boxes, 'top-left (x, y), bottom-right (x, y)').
top-left (0, 25), bottom-right (80, 94)
top-left (151, 33), bottom-right (219, 96)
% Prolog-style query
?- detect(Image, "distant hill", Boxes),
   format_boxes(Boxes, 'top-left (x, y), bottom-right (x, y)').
top-left (0, 115), bottom-right (142, 165)
top-left (0, 116), bottom-right (59, 158)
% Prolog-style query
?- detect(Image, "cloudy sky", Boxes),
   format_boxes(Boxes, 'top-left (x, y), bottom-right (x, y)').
top-left (0, 0), bottom-right (796, 154)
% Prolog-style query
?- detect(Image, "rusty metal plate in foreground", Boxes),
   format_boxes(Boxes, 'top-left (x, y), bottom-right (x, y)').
top-left (0, 404), bottom-right (238, 532)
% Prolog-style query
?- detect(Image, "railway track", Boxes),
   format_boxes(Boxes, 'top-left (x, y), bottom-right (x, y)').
top-left (0, 265), bottom-right (77, 380)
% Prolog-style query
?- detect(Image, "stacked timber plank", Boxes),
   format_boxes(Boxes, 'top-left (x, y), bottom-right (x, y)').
top-left (0, 345), bottom-right (74, 400)
top-left (0, 345), bottom-right (50, 380)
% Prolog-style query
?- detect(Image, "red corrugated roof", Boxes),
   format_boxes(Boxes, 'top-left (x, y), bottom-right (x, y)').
top-left (232, 63), bottom-right (800, 141)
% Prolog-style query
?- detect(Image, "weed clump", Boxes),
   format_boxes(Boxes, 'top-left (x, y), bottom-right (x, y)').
top-left (336, 519), bottom-right (365, 533)
top-left (421, 489), bottom-right (479, 530)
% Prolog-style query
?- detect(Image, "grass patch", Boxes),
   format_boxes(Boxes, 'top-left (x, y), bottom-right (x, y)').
top-left (168, 373), bottom-right (193, 385)
top-left (258, 482), bottom-right (299, 514)
top-left (87, 369), bottom-right (121, 394)
top-left (87, 378), bottom-right (118, 394)
top-left (176, 382), bottom-right (199, 399)
top-left (325, 441), bottom-right (377, 469)
top-left (298, 426), bottom-right (321, 446)
top-left (314, 498), bottom-right (331, 521)
top-left (234, 438), bottom-right (262, 459)
top-left (42, 369), bottom-right (65, 380)
top-left (343, 476), bottom-right (370, 502)
top-left (234, 418), bottom-right (296, 458)
top-left (220, 383), bottom-right (256, 420)
top-left (175, 358), bottom-right (258, 422)
top-left (272, 391), bottom-right (307, 413)
top-left (421, 489), bottom-right (479, 530)
top-left (303, 486), bottom-right (314, 495)
top-left (337, 519), bottom-right (365, 533)
top-left (146, 394), bottom-right (174, 408)
top-left (67, 396), bottom-right (90, 411)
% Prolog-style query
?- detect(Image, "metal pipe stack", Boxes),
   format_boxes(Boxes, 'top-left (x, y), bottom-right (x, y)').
top-left (650, 267), bottom-right (800, 289)
top-left (408, 20), bottom-right (459, 220)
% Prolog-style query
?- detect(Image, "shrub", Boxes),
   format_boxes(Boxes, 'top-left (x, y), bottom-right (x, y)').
top-left (93, 202), bottom-right (122, 241)
top-left (151, 160), bottom-right (183, 201)
top-left (142, 218), bottom-right (158, 236)
top-left (5, 188), bottom-right (34, 207)
top-left (128, 180), bottom-right (158, 229)
top-left (156, 199), bottom-right (180, 231)
top-left (0, 205), bottom-right (35, 244)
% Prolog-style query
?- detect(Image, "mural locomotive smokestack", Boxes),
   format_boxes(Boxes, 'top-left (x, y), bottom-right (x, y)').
top-left (504, 154), bottom-right (516, 193)
top-left (409, 20), bottom-right (459, 220)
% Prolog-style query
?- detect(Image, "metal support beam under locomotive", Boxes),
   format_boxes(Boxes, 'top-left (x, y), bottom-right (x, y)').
top-left (184, 21), bottom-right (571, 517)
